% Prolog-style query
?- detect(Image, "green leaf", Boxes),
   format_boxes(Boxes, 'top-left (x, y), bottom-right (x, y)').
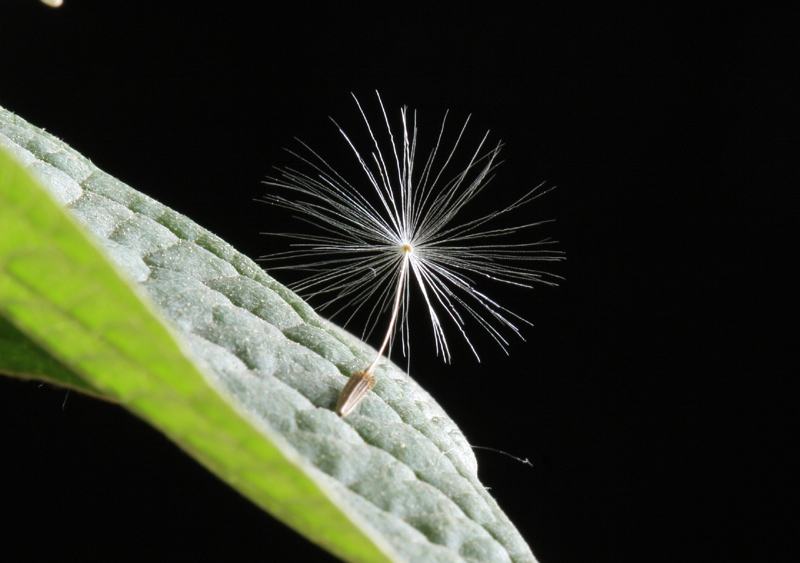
top-left (0, 315), bottom-right (105, 398)
top-left (0, 106), bottom-right (537, 563)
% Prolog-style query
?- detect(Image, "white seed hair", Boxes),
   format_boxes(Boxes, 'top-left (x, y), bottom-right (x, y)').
top-left (261, 92), bottom-right (563, 415)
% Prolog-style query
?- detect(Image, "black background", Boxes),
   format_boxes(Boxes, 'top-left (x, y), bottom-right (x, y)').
top-left (1, 2), bottom-right (794, 562)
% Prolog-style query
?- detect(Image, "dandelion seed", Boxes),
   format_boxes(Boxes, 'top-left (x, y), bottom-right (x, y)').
top-left (261, 92), bottom-right (563, 417)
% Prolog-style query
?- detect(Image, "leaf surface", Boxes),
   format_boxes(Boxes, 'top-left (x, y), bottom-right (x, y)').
top-left (0, 106), bottom-right (536, 563)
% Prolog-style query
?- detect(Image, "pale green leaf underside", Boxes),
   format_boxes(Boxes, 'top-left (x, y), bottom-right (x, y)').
top-left (0, 106), bottom-right (535, 563)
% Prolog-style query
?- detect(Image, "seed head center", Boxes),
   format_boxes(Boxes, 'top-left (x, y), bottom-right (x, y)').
top-left (401, 244), bottom-right (414, 254)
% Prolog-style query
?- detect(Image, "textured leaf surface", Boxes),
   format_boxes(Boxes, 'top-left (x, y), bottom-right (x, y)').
top-left (0, 106), bottom-right (536, 563)
top-left (0, 123), bottom-right (394, 563)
